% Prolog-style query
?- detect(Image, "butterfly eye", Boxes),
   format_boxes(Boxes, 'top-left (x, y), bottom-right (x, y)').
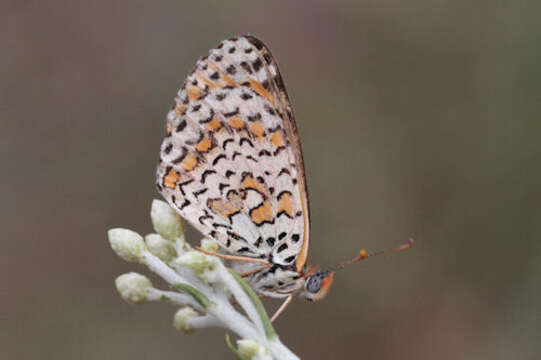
top-left (301, 271), bottom-right (335, 302)
top-left (305, 271), bottom-right (330, 293)
top-left (305, 275), bottom-right (321, 293)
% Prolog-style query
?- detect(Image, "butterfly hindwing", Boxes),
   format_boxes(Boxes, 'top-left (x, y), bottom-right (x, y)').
top-left (157, 35), bottom-right (310, 269)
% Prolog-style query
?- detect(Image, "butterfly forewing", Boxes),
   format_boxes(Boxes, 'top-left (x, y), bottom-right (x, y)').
top-left (157, 35), bottom-right (310, 273)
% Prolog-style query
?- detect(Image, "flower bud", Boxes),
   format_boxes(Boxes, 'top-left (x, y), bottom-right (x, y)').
top-left (173, 307), bottom-right (198, 334)
top-left (115, 272), bottom-right (153, 304)
top-left (145, 233), bottom-right (177, 263)
top-left (150, 199), bottom-right (184, 241)
top-left (237, 339), bottom-right (272, 360)
top-left (175, 251), bottom-right (218, 283)
top-left (108, 228), bottom-right (147, 262)
top-left (200, 238), bottom-right (219, 252)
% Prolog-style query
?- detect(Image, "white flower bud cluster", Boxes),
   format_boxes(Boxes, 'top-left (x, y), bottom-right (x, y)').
top-left (107, 199), bottom-right (299, 360)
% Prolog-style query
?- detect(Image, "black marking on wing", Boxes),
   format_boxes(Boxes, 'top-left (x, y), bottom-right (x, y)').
top-left (219, 183), bottom-right (229, 194)
top-left (239, 137), bottom-right (254, 148)
top-left (201, 170), bottom-right (217, 183)
top-left (240, 61), bottom-right (253, 74)
top-left (222, 138), bottom-right (235, 150)
top-left (245, 35), bottom-right (265, 50)
top-left (277, 243), bottom-right (288, 253)
top-left (247, 113), bottom-right (262, 122)
top-left (198, 213), bottom-right (213, 225)
top-left (172, 147), bottom-right (188, 164)
top-left (266, 237), bottom-right (275, 247)
top-left (273, 146), bottom-right (286, 156)
top-left (227, 210), bottom-right (241, 223)
top-left (199, 109), bottom-right (215, 124)
top-left (193, 188), bottom-right (208, 199)
top-left (212, 154), bottom-right (227, 166)
top-left (180, 199), bottom-right (191, 210)
top-left (278, 168), bottom-right (290, 177)
top-left (164, 143), bottom-right (172, 154)
top-left (213, 223), bottom-right (232, 230)
top-left (226, 65), bottom-right (236, 75)
top-left (178, 179), bottom-right (194, 196)
top-left (284, 255), bottom-right (295, 263)
top-left (223, 107), bottom-right (239, 117)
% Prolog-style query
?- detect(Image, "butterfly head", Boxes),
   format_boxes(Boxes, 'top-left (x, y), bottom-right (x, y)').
top-left (299, 267), bottom-right (335, 302)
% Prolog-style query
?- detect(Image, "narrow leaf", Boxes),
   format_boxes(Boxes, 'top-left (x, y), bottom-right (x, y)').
top-left (225, 333), bottom-right (250, 360)
top-left (171, 282), bottom-right (213, 309)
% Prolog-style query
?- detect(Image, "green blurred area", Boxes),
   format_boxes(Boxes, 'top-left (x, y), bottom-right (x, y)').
top-left (2, 1), bottom-right (541, 359)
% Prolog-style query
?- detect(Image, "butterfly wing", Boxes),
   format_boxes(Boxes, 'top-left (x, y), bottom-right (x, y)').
top-left (157, 35), bottom-right (310, 270)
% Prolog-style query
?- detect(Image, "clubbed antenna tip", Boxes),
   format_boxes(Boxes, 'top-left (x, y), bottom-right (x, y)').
top-left (333, 238), bottom-right (414, 271)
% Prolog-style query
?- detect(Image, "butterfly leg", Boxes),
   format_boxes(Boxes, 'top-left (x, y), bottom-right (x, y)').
top-left (195, 247), bottom-right (270, 265)
top-left (270, 294), bottom-right (294, 323)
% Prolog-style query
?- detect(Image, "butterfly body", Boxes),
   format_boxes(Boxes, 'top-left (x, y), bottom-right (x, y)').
top-left (157, 35), bottom-right (414, 320)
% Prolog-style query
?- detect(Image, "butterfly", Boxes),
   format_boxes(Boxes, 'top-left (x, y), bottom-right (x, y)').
top-left (156, 35), bottom-right (412, 321)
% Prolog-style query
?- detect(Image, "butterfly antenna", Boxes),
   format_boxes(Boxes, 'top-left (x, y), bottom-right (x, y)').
top-left (332, 238), bottom-right (414, 271)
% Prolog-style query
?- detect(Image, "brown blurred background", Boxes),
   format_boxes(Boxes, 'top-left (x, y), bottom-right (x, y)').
top-left (2, 1), bottom-right (541, 359)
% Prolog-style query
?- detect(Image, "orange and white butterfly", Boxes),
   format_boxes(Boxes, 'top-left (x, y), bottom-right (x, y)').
top-left (156, 35), bottom-right (412, 321)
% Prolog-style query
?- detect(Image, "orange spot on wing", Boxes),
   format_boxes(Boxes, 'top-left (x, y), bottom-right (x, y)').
top-left (174, 104), bottom-right (188, 116)
top-left (250, 121), bottom-right (265, 138)
top-left (208, 198), bottom-right (242, 220)
top-left (270, 129), bottom-right (285, 147)
top-left (186, 86), bottom-right (202, 101)
top-left (196, 75), bottom-right (216, 90)
top-left (250, 201), bottom-right (274, 225)
top-left (277, 192), bottom-right (295, 218)
top-left (206, 118), bottom-right (222, 132)
top-left (221, 72), bottom-right (236, 87)
top-left (164, 169), bottom-right (180, 189)
top-left (195, 136), bottom-right (212, 152)
top-left (249, 80), bottom-right (276, 107)
top-left (166, 122), bottom-right (173, 135)
top-left (242, 176), bottom-right (265, 195)
top-left (228, 116), bottom-right (245, 129)
top-left (181, 153), bottom-right (198, 171)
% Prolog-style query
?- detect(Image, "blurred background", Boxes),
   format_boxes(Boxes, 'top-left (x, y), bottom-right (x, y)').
top-left (2, 1), bottom-right (541, 359)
